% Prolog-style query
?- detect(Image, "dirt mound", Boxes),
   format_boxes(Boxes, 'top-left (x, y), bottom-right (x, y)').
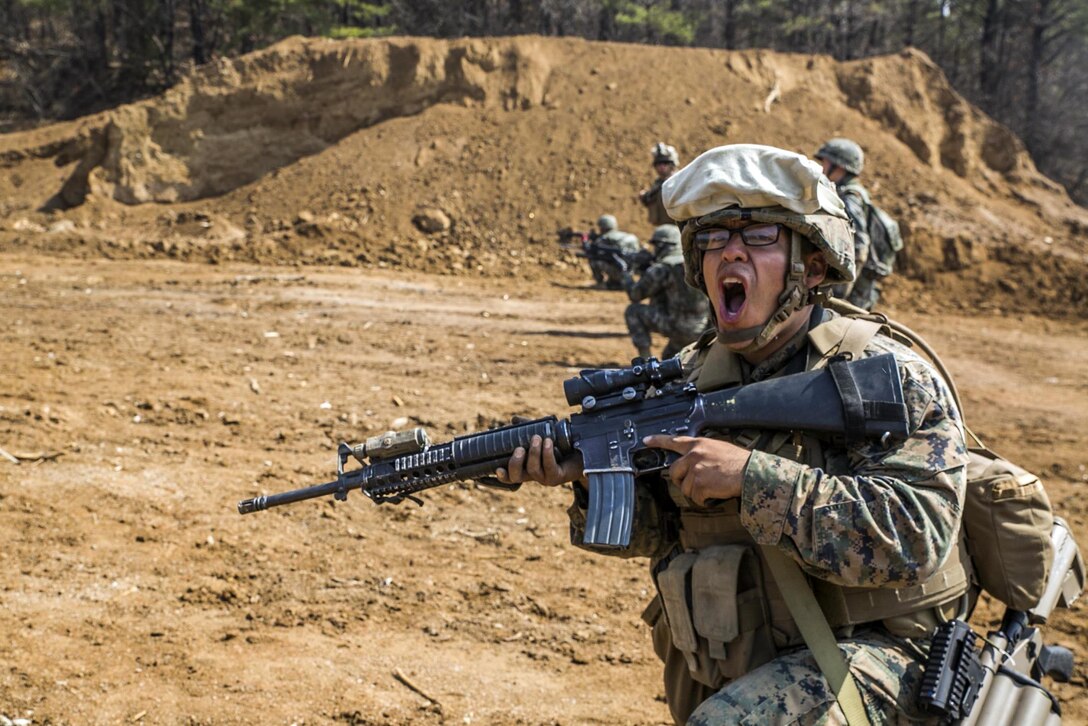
top-left (0, 35), bottom-right (1086, 315)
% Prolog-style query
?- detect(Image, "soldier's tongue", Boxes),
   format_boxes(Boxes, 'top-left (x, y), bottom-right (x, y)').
top-left (719, 281), bottom-right (747, 323)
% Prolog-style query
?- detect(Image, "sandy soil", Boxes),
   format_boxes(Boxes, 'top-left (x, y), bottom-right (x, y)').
top-left (1, 252), bottom-right (1085, 725)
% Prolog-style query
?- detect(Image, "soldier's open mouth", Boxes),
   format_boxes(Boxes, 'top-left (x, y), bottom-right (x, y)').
top-left (720, 279), bottom-right (747, 323)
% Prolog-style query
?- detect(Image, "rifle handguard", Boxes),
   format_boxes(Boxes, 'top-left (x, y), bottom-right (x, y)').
top-left (920, 619), bottom-right (984, 720)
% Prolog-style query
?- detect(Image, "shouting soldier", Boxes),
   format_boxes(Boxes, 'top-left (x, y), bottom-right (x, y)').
top-left (499, 143), bottom-right (970, 726)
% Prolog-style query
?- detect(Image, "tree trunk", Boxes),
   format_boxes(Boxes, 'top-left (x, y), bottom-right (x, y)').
top-left (1024, 0), bottom-right (1050, 152)
top-left (722, 0), bottom-right (735, 49)
top-left (904, 0), bottom-right (919, 46)
top-left (979, 0), bottom-right (1002, 103)
top-left (160, 0), bottom-right (176, 85)
top-left (189, 0), bottom-right (206, 65)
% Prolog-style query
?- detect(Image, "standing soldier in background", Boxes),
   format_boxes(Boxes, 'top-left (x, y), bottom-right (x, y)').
top-left (622, 225), bottom-right (710, 360)
top-left (589, 214), bottom-right (644, 289)
top-left (639, 142), bottom-right (680, 227)
top-left (815, 138), bottom-right (901, 311)
top-left (815, 138), bottom-right (871, 304)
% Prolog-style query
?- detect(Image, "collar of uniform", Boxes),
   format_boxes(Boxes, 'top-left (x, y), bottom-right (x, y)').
top-left (693, 307), bottom-right (828, 391)
top-left (745, 322), bottom-right (811, 382)
top-left (693, 338), bottom-right (744, 391)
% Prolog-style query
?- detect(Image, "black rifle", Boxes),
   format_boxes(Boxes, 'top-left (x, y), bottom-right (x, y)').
top-left (238, 354), bottom-right (910, 548)
top-left (556, 227), bottom-right (652, 275)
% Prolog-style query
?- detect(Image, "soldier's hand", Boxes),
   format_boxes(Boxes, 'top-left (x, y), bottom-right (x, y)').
top-left (496, 435), bottom-right (585, 487)
top-left (642, 435), bottom-right (749, 506)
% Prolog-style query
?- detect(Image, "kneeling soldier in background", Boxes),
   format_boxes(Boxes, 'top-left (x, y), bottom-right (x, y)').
top-left (623, 224), bottom-right (710, 360)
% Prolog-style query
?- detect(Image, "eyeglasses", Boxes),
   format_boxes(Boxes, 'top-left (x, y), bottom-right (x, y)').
top-left (693, 223), bottom-right (782, 251)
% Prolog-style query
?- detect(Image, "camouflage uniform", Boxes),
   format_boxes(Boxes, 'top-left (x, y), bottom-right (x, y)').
top-left (569, 144), bottom-right (968, 724)
top-left (568, 308), bottom-right (969, 725)
top-left (589, 215), bottom-right (643, 289)
top-left (815, 139), bottom-right (879, 309)
top-left (623, 227), bottom-right (710, 359)
top-left (640, 177), bottom-right (675, 227)
top-left (831, 176), bottom-right (872, 303)
top-left (640, 142), bottom-right (680, 227)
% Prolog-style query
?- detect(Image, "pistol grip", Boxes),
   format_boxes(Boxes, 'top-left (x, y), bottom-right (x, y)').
top-left (582, 470), bottom-right (635, 548)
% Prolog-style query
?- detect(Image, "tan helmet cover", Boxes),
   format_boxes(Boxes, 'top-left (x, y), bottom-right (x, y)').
top-left (662, 144), bottom-right (855, 290)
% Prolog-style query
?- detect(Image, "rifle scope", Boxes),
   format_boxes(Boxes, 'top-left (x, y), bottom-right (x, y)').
top-left (563, 357), bottom-right (684, 406)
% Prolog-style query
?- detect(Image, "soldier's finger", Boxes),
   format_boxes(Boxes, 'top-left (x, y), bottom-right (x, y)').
top-left (506, 446), bottom-right (527, 482)
top-left (643, 434), bottom-right (698, 453)
top-left (678, 468), bottom-right (699, 503)
top-left (541, 438), bottom-right (561, 483)
top-left (524, 435), bottom-right (545, 481)
top-left (668, 451), bottom-right (691, 483)
top-left (494, 467), bottom-right (509, 483)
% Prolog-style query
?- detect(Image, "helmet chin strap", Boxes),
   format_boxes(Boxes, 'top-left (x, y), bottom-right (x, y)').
top-left (715, 230), bottom-right (811, 353)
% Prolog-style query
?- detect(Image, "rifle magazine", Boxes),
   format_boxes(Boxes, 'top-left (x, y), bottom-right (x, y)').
top-left (582, 469), bottom-right (636, 548)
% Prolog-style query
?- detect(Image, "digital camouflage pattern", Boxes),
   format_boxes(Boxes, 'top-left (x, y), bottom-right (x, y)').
top-left (571, 315), bottom-right (969, 572)
top-left (688, 632), bottom-right (932, 725)
top-left (567, 309), bottom-right (969, 724)
top-left (623, 247), bottom-right (710, 358)
top-left (739, 334), bottom-right (966, 588)
top-left (847, 271), bottom-right (881, 312)
top-left (831, 176), bottom-right (872, 302)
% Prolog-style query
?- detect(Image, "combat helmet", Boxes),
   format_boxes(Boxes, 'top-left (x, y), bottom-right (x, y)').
top-left (652, 142), bottom-right (680, 167)
top-left (649, 224), bottom-right (681, 250)
top-left (814, 137), bottom-right (865, 176)
top-left (597, 214), bottom-right (618, 232)
top-left (662, 144), bottom-right (855, 352)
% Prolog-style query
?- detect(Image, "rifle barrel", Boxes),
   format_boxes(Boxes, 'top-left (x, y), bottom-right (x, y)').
top-left (238, 478), bottom-right (346, 514)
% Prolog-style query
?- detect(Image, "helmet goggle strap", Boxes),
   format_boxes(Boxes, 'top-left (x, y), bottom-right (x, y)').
top-left (715, 229), bottom-right (811, 352)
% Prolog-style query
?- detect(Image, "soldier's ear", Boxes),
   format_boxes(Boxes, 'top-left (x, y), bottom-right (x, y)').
top-left (803, 250), bottom-right (828, 289)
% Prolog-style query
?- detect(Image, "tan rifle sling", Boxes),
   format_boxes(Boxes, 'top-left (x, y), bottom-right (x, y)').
top-left (761, 545), bottom-right (872, 726)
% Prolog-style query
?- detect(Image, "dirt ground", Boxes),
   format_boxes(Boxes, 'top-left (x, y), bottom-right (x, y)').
top-left (1, 33), bottom-right (1087, 726)
top-left (1, 252), bottom-right (1085, 725)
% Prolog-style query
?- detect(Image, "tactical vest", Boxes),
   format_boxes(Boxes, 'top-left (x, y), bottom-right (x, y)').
top-left (650, 316), bottom-right (972, 688)
top-left (645, 178), bottom-right (674, 227)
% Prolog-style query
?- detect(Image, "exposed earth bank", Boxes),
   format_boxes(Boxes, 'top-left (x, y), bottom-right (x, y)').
top-left (1, 35), bottom-right (1086, 318)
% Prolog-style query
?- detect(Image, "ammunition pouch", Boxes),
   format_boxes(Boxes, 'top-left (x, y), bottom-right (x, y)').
top-left (667, 506), bottom-right (973, 664)
top-left (651, 544), bottom-right (776, 687)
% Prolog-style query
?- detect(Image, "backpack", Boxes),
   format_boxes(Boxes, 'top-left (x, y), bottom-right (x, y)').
top-left (842, 182), bottom-right (904, 279)
top-left (822, 301), bottom-right (1083, 612)
top-left (864, 202), bottom-right (903, 278)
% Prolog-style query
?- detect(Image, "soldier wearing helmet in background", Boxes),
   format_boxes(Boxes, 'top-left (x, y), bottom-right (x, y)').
top-left (815, 138), bottom-right (881, 310)
top-left (499, 144), bottom-right (969, 726)
top-left (588, 214), bottom-right (644, 290)
top-left (621, 224), bottom-right (711, 360)
top-left (639, 142), bottom-right (680, 227)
